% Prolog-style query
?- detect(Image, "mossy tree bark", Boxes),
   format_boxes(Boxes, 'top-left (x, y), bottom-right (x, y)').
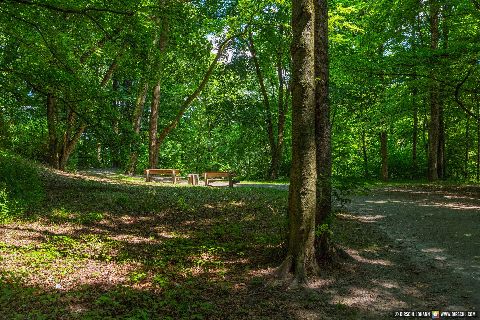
top-left (314, 0), bottom-right (332, 260)
top-left (277, 0), bottom-right (319, 284)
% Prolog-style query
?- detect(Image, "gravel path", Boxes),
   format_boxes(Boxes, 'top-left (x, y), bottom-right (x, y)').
top-left (347, 185), bottom-right (480, 310)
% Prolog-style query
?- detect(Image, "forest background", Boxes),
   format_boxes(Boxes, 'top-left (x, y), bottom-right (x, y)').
top-left (1, 0), bottom-right (479, 182)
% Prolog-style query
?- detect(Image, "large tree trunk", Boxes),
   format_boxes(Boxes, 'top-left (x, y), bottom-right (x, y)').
top-left (126, 82), bottom-right (149, 175)
top-left (428, 0), bottom-right (440, 181)
top-left (148, 82), bottom-right (160, 169)
top-left (277, 0), bottom-right (318, 284)
top-left (314, 0), bottom-right (332, 260)
top-left (380, 131), bottom-right (388, 181)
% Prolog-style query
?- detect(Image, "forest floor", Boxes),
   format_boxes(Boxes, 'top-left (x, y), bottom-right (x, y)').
top-left (0, 170), bottom-right (479, 319)
top-left (345, 184), bottom-right (480, 313)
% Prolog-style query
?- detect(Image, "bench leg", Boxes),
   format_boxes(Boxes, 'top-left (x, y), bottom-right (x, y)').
top-left (172, 173), bottom-right (176, 184)
top-left (146, 172), bottom-right (150, 182)
top-left (229, 176), bottom-right (233, 188)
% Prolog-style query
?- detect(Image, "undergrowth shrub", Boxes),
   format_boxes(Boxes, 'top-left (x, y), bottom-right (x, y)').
top-left (0, 150), bottom-right (44, 222)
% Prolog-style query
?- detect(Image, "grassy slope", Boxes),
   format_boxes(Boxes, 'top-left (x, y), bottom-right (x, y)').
top-left (0, 169), bottom-right (455, 319)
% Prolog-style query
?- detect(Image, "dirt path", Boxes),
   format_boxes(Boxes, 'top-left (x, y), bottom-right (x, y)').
top-left (347, 185), bottom-right (480, 310)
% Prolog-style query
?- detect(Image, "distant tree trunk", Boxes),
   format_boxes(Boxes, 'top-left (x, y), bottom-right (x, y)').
top-left (464, 115), bottom-right (470, 179)
top-left (277, 0), bottom-right (318, 284)
top-left (380, 131), bottom-right (388, 181)
top-left (477, 116), bottom-right (480, 181)
top-left (148, 82), bottom-right (160, 169)
top-left (46, 93), bottom-right (59, 168)
top-left (58, 109), bottom-right (86, 171)
top-left (314, 0), bottom-right (332, 260)
top-left (437, 4), bottom-right (449, 180)
top-left (362, 130), bottom-right (369, 178)
top-left (477, 98), bottom-right (480, 181)
top-left (155, 35), bottom-right (236, 150)
top-left (412, 86), bottom-right (419, 175)
top-left (247, 33), bottom-right (277, 180)
top-left (111, 79), bottom-right (121, 168)
top-left (46, 94), bottom-right (85, 170)
top-left (272, 47), bottom-right (286, 180)
top-left (126, 82), bottom-right (148, 175)
top-left (428, 0), bottom-right (440, 181)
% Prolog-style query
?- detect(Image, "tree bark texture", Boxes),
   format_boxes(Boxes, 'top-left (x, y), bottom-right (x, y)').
top-left (277, 0), bottom-right (318, 284)
top-left (428, 0), bottom-right (440, 181)
top-left (314, 0), bottom-right (332, 259)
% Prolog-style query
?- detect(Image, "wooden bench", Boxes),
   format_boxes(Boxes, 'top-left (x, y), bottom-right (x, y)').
top-left (203, 171), bottom-right (235, 187)
top-left (144, 169), bottom-right (180, 184)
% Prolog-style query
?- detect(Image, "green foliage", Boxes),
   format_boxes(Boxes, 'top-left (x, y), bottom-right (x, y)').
top-left (0, 151), bottom-right (44, 222)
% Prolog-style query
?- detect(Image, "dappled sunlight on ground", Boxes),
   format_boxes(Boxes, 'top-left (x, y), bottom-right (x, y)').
top-left (344, 248), bottom-right (394, 266)
top-left (347, 185), bottom-right (480, 310)
top-left (2, 171), bottom-right (478, 318)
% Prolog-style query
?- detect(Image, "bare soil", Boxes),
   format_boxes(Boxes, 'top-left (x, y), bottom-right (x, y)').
top-left (346, 184), bottom-right (480, 311)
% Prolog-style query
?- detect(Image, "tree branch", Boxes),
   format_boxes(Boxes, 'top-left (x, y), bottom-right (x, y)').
top-left (454, 66), bottom-right (479, 120)
top-left (4, 0), bottom-right (134, 16)
top-left (156, 30), bottom-right (248, 146)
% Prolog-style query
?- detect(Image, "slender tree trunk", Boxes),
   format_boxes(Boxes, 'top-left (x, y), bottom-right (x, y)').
top-left (437, 5), bottom-right (449, 180)
top-left (248, 33), bottom-right (277, 179)
top-left (380, 131), bottom-right (388, 181)
top-left (428, 0), bottom-right (440, 181)
top-left (477, 98), bottom-right (480, 181)
top-left (412, 86), bottom-right (419, 175)
top-left (477, 118), bottom-right (480, 181)
top-left (46, 93), bottom-right (59, 168)
top-left (277, 0), bottom-right (318, 284)
top-left (465, 115), bottom-right (470, 179)
top-left (362, 130), bottom-right (369, 178)
top-left (155, 35), bottom-right (237, 149)
top-left (149, 82), bottom-right (160, 169)
top-left (437, 102), bottom-right (446, 179)
top-left (272, 44), bottom-right (288, 180)
top-left (314, 0), bottom-right (332, 260)
top-left (55, 107), bottom-right (86, 171)
top-left (111, 79), bottom-right (121, 168)
top-left (126, 82), bottom-right (148, 175)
